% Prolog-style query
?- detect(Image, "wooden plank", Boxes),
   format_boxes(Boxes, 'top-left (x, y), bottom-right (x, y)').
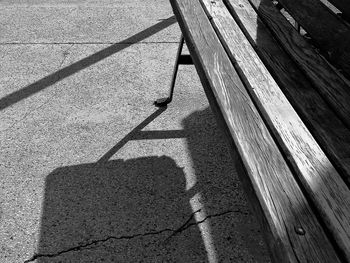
top-left (199, 0), bottom-right (350, 260)
top-left (224, 0), bottom-right (350, 187)
top-left (244, 0), bottom-right (350, 131)
top-left (170, 0), bottom-right (342, 261)
top-left (322, 0), bottom-right (350, 19)
top-left (275, 0), bottom-right (350, 77)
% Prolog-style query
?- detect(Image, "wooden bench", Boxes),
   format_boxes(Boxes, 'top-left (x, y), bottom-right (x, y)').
top-left (155, 0), bottom-right (350, 262)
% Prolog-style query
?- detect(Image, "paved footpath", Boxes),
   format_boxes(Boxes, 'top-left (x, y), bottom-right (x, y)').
top-left (0, 0), bottom-right (270, 262)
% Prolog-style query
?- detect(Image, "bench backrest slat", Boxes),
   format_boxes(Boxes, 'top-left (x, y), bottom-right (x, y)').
top-left (275, 0), bottom-right (350, 77)
top-left (201, 0), bottom-right (350, 260)
top-left (321, 0), bottom-right (350, 21)
top-left (324, 0), bottom-right (350, 19)
top-left (171, 0), bottom-right (344, 261)
top-left (323, 0), bottom-right (350, 19)
top-left (246, 0), bottom-right (350, 131)
top-left (225, 0), bottom-right (350, 185)
top-left (170, 0), bottom-right (350, 261)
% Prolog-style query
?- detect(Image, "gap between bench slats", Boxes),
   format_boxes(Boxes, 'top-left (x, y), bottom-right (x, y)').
top-left (275, 0), bottom-right (350, 77)
top-left (225, 0), bottom-right (350, 186)
top-left (199, 0), bottom-right (350, 260)
top-left (170, 0), bottom-right (343, 261)
top-left (245, 0), bottom-right (350, 135)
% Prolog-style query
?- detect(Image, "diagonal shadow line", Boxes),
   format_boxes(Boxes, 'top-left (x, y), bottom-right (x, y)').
top-left (95, 107), bottom-right (188, 166)
top-left (135, 130), bottom-right (188, 140)
top-left (0, 16), bottom-right (176, 111)
top-left (96, 107), bottom-right (168, 164)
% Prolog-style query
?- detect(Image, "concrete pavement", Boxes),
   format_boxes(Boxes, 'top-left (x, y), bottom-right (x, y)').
top-left (0, 1), bottom-right (271, 262)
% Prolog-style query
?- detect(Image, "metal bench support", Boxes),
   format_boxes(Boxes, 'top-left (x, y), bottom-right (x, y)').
top-left (154, 34), bottom-right (193, 107)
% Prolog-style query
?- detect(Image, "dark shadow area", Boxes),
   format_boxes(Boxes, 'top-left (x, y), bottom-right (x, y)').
top-left (181, 108), bottom-right (270, 262)
top-left (28, 107), bottom-right (269, 262)
top-left (32, 156), bottom-right (190, 262)
top-left (0, 16), bottom-right (176, 111)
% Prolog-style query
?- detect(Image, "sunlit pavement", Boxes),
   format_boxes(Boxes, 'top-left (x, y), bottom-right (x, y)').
top-left (0, 1), bottom-right (270, 262)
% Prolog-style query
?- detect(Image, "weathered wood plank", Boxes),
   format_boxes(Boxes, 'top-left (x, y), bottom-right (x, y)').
top-left (199, 1), bottom-right (350, 260)
top-left (170, 0), bottom-right (343, 261)
top-left (244, 0), bottom-right (350, 131)
top-left (224, 0), bottom-right (350, 187)
top-left (275, 0), bottom-right (350, 77)
top-left (322, 0), bottom-right (350, 19)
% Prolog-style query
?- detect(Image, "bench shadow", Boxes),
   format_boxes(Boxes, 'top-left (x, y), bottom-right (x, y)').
top-left (181, 107), bottom-right (270, 262)
top-left (34, 155), bottom-right (189, 262)
top-left (0, 16), bottom-right (176, 111)
top-left (29, 107), bottom-right (269, 262)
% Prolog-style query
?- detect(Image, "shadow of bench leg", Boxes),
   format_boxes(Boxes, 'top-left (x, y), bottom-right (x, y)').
top-left (154, 34), bottom-right (192, 107)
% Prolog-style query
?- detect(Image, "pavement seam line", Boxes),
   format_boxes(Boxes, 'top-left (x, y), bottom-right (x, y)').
top-left (0, 44), bottom-right (74, 133)
top-left (0, 41), bottom-right (179, 45)
top-left (24, 209), bottom-right (239, 262)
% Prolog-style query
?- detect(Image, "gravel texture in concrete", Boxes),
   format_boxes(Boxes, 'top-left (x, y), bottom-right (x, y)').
top-left (0, 1), bottom-right (271, 262)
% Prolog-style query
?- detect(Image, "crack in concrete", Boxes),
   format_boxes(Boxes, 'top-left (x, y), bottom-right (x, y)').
top-left (0, 44), bottom-right (74, 133)
top-left (24, 227), bottom-right (172, 262)
top-left (24, 226), bottom-right (174, 263)
top-left (164, 210), bottom-right (236, 242)
top-left (58, 44), bottom-right (74, 69)
top-left (24, 209), bottom-right (238, 262)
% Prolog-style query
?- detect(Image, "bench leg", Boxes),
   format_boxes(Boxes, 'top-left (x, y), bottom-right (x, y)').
top-left (154, 35), bottom-right (192, 107)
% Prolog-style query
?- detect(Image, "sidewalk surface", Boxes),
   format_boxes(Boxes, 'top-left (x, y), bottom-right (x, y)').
top-left (0, 0), bottom-right (271, 262)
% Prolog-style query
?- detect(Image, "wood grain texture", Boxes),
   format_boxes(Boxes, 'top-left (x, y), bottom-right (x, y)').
top-left (170, 0), bottom-right (343, 261)
top-left (276, 0), bottom-right (350, 77)
top-left (199, 1), bottom-right (350, 260)
top-left (224, 0), bottom-right (350, 187)
top-left (245, 0), bottom-right (350, 131)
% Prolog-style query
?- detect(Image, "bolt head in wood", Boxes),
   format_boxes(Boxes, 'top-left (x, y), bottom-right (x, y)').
top-left (294, 226), bottom-right (306, 235)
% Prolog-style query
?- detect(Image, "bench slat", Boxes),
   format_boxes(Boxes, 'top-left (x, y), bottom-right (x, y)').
top-left (322, 0), bottom-right (350, 19)
top-left (275, 0), bottom-right (350, 77)
top-left (200, 1), bottom-right (350, 260)
top-left (224, 0), bottom-right (350, 186)
top-left (170, 0), bottom-right (343, 261)
top-left (245, 0), bottom-right (350, 132)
